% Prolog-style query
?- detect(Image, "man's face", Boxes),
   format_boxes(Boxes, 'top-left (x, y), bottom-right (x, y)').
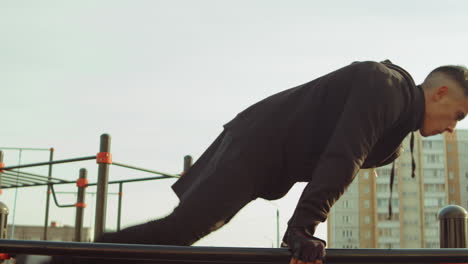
top-left (420, 86), bottom-right (468, 137)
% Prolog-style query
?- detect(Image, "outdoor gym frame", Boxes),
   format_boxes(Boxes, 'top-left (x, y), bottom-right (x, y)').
top-left (0, 134), bottom-right (189, 241)
top-left (0, 137), bottom-right (468, 263)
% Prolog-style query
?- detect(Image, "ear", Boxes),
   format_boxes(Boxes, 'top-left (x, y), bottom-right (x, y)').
top-left (433, 86), bottom-right (449, 101)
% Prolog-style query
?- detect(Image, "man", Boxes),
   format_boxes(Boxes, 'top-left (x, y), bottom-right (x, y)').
top-left (96, 60), bottom-right (468, 264)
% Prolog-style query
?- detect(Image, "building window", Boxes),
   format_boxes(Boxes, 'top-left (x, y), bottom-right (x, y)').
top-left (450, 185), bottom-right (455, 193)
top-left (364, 186), bottom-right (370, 193)
top-left (377, 184), bottom-right (388, 192)
top-left (424, 184), bottom-right (445, 192)
top-left (426, 154), bottom-right (440, 163)
top-left (377, 168), bottom-right (392, 177)
top-left (449, 171), bottom-right (454, 180)
top-left (378, 213), bottom-right (399, 221)
top-left (424, 198), bottom-right (446, 207)
top-left (364, 200), bottom-right (370, 208)
top-left (377, 198), bottom-right (399, 207)
top-left (424, 198), bottom-right (438, 207)
top-left (343, 216), bottom-right (351, 223)
top-left (422, 141), bottom-right (432, 149)
top-left (342, 230), bottom-right (353, 238)
top-left (424, 169), bottom-right (445, 178)
top-left (344, 200), bottom-right (352, 208)
top-left (378, 228), bottom-right (393, 236)
top-left (425, 212), bottom-right (438, 224)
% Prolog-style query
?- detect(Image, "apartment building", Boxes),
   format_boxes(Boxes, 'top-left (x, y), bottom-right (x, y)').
top-left (328, 130), bottom-right (468, 248)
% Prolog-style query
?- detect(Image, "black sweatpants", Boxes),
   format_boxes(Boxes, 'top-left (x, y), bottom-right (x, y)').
top-left (96, 130), bottom-right (262, 245)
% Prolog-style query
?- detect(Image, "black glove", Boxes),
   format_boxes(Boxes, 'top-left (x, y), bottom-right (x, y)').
top-left (282, 226), bottom-right (326, 262)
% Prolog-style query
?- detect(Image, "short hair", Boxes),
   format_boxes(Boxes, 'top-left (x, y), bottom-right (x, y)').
top-left (426, 65), bottom-right (468, 95)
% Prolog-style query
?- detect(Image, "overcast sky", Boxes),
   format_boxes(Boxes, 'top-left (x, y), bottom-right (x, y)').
top-left (1, 0), bottom-right (468, 248)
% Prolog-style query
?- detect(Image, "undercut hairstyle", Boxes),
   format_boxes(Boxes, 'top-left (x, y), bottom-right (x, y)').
top-left (424, 65), bottom-right (468, 95)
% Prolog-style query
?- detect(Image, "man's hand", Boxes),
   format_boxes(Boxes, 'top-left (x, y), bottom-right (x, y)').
top-left (283, 227), bottom-right (326, 264)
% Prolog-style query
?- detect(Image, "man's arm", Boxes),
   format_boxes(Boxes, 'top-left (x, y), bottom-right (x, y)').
top-left (285, 61), bottom-right (409, 263)
top-left (289, 61), bottom-right (406, 227)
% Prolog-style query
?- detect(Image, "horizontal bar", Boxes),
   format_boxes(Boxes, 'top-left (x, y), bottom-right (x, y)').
top-left (1, 171), bottom-right (56, 183)
top-left (0, 175), bottom-right (173, 190)
top-left (0, 183), bottom-right (41, 189)
top-left (0, 180), bottom-right (75, 190)
top-left (55, 191), bottom-right (120, 195)
top-left (0, 240), bottom-right (281, 261)
top-left (0, 147), bottom-right (51, 151)
top-left (0, 178), bottom-right (24, 186)
top-left (112, 162), bottom-right (180, 178)
top-left (0, 180), bottom-right (14, 187)
top-left (0, 175), bottom-right (35, 184)
top-left (0, 181), bottom-right (39, 188)
top-left (0, 172), bottom-right (46, 184)
top-left (1, 156), bottom-right (96, 170)
top-left (91, 175), bottom-right (174, 186)
top-left (8, 170), bottom-right (67, 182)
top-left (0, 240), bottom-right (468, 263)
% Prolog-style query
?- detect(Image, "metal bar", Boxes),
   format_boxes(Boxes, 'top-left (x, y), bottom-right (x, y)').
top-left (0, 173), bottom-right (46, 184)
top-left (0, 147), bottom-right (50, 151)
top-left (9, 169), bottom-right (66, 182)
top-left (75, 168), bottom-right (87, 242)
top-left (112, 161), bottom-right (180, 178)
top-left (0, 175), bottom-right (173, 190)
top-left (91, 175), bottom-right (173, 186)
top-left (44, 148), bottom-right (54, 241)
top-left (0, 240), bottom-right (468, 263)
top-left (0, 180), bottom-right (75, 190)
top-left (0, 175), bottom-right (41, 185)
top-left (95, 134), bottom-right (111, 239)
top-left (0, 182), bottom-right (26, 188)
top-left (50, 185), bottom-right (75, 208)
top-left (117, 182), bottom-right (123, 231)
top-left (183, 155), bottom-right (192, 173)
top-left (1, 156), bottom-right (95, 171)
top-left (0, 182), bottom-right (13, 187)
top-left (1, 171), bottom-right (50, 183)
top-left (54, 191), bottom-right (119, 195)
top-left (0, 178), bottom-right (37, 186)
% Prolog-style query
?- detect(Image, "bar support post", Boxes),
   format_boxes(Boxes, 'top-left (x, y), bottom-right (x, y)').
top-left (94, 134), bottom-right (111, 239)
top-left (75, 168), bottom-right (87, 242)
top-left (438, 205), bottom-right (468, 248)
top-left (43, 148), bottom-right (54, 240)
top-left (117, 182), bottom-right (123, 231)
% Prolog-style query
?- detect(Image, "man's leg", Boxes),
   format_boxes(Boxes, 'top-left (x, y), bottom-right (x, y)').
top-left (96, 179), bottom-right (255, 246)
top-left (97, 131), bottom-right (260, 245)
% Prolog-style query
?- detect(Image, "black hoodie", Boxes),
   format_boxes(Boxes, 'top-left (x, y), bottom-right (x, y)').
top-left (175, 60), bottom-right (425, 233)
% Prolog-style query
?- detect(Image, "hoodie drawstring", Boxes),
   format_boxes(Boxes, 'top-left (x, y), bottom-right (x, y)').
top-left (388, 132), bottom-right (416, 220)
top-left (410, 132), bottom-right (416, 178)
